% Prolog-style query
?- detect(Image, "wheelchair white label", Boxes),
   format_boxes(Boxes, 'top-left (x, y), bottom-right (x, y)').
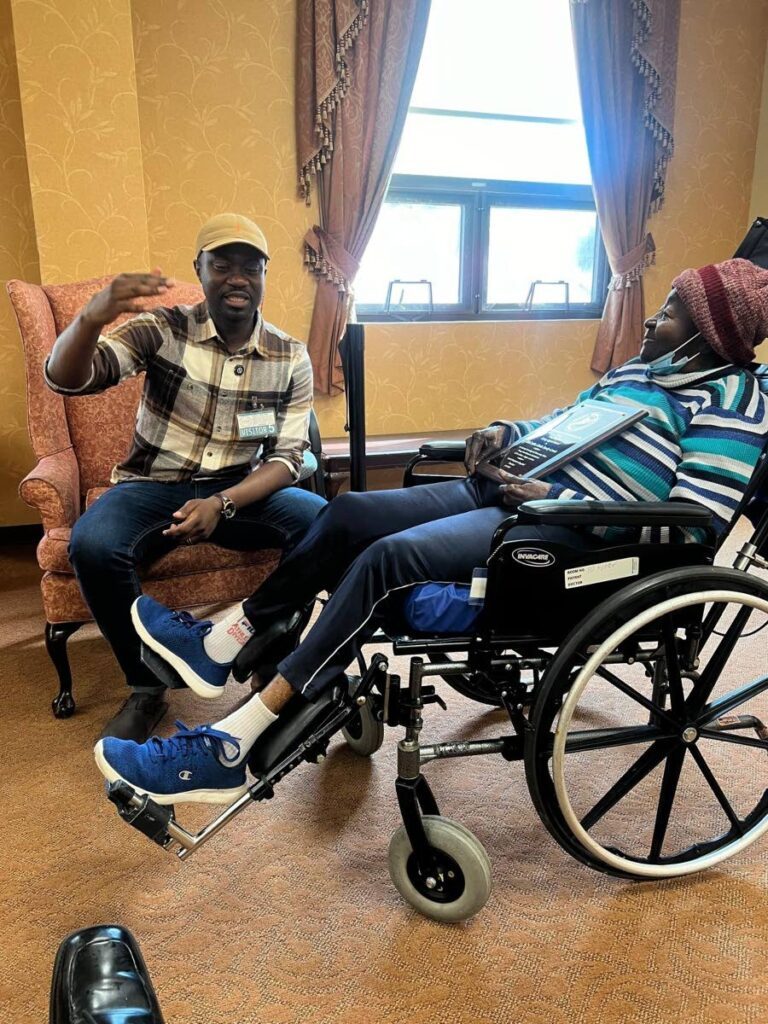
top-left (564, 556), bottom-right (639, 590)
top-left (469, 568), bottom-right (487, 604)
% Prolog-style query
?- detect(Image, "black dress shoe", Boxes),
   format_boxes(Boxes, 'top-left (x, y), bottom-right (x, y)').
top-left (98, 693), bottom-right (169, 742)
top-left (49, 924), bottom-right (165, 1024)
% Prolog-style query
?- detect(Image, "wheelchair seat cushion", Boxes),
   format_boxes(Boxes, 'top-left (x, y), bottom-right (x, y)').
top-left (402, 582), bottom-right (481, 635)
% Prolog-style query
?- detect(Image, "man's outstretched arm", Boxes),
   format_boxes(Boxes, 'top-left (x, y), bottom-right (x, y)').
top-left (46, 270), bottom-right (172, 391)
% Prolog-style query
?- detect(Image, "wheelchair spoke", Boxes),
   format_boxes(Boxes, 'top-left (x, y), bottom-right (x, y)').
top-left (700, 601), bottom-right (727, 646)
top-left (686, 605), bottom-right (753, 715)
top-left (688, 745), bottom-right (744, 835)
top-left (563, 723), bottom-right (672, 755)
top-left (698, 728), bottom-right (768, 751)
top-left (649, 746), bottom-right (686, 860)
top-left (596, 665), bottom-right (678, 728)
top-left (541, 579), bottom-right (768, 877)
top-left (696, 674), bottom-right (768, 727)
top-left (580, 740), bottom-right (674, 832)
top-left (662, 619), bottom-right (686, 716)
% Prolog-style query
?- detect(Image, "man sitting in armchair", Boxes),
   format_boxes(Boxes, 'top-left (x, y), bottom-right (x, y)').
top-left (92, 258), bottom-right (768, 798)
top-left (45, 214), bottom-right (326, 741)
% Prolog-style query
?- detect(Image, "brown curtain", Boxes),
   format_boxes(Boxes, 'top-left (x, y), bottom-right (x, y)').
top-left (570, 0), bottom-right (680, 372)
top-left (296, 0), bottom-right (431, 394)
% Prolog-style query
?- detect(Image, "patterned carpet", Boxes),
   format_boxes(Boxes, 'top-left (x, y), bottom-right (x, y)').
top-left (1, 532), bottom-right (767, 1024)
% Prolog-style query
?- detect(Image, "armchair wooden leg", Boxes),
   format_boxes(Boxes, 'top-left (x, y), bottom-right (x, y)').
top-left (45, 622), bottom-right (85, 718)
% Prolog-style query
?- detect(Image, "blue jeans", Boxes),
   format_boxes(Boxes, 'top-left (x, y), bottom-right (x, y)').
top-left (69, 476), bottom-right (326, 689)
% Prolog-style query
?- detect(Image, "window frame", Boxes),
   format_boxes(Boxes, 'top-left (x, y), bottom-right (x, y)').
top-left (355, 174), bottom-right (610, 324)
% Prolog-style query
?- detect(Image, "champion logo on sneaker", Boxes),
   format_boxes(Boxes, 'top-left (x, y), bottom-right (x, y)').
top-left (94, 720), bottom-right (248, 806)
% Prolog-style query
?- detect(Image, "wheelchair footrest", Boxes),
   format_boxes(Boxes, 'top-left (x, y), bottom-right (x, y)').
top-left (107, 780), bottom-right (175, 847)
top-left (140, 644), bottom-right (188, 690)
top-left (107, 669), bottom-right (379, 860)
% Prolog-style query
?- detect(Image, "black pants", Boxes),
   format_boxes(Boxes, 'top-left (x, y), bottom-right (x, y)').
top-left (242, 477), bottom-right (597, 698)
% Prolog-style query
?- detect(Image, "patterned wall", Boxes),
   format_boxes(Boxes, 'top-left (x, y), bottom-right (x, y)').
top-left (648, 0), bottom-right (768, 308)
top-left (354, 319), bottom-right (599, 435)
top-left (750, 30), bottom-right (768, 226)
top-left (131, 0), bottom-right (317, 340)
top-left (0, 0), bottom-right (39, 526)
top-left (10, 0), bottom-right (150, 281)
top-left (131, 0), bottom-right (768, 439)
top-left (0, 0), bottom-right (767, 524)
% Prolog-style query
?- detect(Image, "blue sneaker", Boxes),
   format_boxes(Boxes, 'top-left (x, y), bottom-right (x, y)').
top-left (94, 721), bottom-right (248, 805)
top-left (131, 596), bottom-right (230, 698)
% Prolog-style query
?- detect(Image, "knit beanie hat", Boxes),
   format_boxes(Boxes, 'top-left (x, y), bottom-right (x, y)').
top-left (672, 258), bottom-right (768, 365)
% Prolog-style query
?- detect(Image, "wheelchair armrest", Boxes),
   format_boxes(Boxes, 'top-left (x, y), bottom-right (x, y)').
top-left (418, 440), bottom-right (466, 462)
top-left (515, 499), bottom-right (714, 529)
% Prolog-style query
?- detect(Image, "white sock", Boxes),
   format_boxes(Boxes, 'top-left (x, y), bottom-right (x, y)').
top-left (204, 604), bottom-right (254, 664)
top-left (214, 694), bottom-right (278, 765)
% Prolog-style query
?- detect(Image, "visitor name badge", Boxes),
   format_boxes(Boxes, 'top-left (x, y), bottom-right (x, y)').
top-left (237, 407), bottom-right (277, 439)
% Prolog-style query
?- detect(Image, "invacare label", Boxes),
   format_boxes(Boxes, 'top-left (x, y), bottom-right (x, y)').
top-left (564, 556), bottom-right (639, 590)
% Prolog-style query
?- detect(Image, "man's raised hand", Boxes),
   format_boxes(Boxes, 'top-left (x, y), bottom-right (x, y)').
top-left (81, 268), bottom-right (174, 329)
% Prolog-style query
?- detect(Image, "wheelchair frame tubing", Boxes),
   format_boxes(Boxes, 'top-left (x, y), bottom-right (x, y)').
top-left (395, 656), bottom-right (443, 876)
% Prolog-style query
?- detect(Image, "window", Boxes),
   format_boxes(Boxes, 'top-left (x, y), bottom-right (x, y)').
top-left (355, 0), bottom-right (608, 322)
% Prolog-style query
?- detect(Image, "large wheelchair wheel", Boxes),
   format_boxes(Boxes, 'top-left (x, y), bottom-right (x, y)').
top-left (526, 567), bottom-right (768, 879)
top-left (388, 815), bottom-right (492, 922)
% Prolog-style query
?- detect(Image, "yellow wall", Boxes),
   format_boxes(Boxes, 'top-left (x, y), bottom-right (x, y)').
top-left (0, 0), bottom-right (38, 526)
top-left (1, 0), bottom-right (767, 525)
top-left (649, 0), bottom-right (768, 304)
top-left (751, 32), bottom-right (768, 364)
top-left (751, 34), bottom-right (768, 224)
top-left (130, 1), bottom-right (317, 337)
top-left (11, 0), bottom-right (150, 282)
top-left (649, 0), bottom-right (768, 363)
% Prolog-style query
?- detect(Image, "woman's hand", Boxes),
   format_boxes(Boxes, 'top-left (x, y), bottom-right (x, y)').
top-left (464, 425), bottom-right (507, 474)
top-left (163, 496), bottom-right (223, 545)
top-left (497, 471), bottom-right (552, 507)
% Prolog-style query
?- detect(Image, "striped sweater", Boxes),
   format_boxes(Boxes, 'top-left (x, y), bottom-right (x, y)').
top-left (504, 359), bottom-right (768, 541)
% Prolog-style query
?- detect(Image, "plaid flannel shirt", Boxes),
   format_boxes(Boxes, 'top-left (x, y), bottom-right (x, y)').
top-left (45, 302), bottom-right (313, 484)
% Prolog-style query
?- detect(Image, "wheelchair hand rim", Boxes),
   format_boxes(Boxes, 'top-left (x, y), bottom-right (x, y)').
top-left (552, 588), bottom-right (768, 878)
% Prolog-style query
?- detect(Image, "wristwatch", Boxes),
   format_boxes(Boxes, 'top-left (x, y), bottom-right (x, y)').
top-left (214, 493), bottom-right (237, 519)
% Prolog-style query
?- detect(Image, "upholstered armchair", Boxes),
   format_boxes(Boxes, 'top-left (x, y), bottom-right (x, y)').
top-left (7, 275), bottom-right (320, 718)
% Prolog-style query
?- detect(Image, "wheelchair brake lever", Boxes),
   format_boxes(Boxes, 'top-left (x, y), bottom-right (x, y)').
top-left (420, 685), bottom-right (447, 711)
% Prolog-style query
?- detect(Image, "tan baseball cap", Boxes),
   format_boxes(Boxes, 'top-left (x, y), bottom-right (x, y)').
top-left (195, 213), bottom-right (269, 259)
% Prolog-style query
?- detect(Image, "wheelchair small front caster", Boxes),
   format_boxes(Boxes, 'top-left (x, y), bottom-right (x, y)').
top-left (342, 698), bottom-right (384, 756)
top-left (388, 815), bottom-right (491, 922)
top-left (52, 691), bottom-right (75, 718)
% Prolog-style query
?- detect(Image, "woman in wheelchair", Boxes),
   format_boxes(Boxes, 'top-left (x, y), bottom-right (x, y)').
top-left (93, 257), bottom-right (768, 808)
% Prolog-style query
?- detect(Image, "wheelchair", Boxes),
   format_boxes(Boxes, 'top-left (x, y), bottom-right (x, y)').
top-left (108, 366), bottom-right (768, 923)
